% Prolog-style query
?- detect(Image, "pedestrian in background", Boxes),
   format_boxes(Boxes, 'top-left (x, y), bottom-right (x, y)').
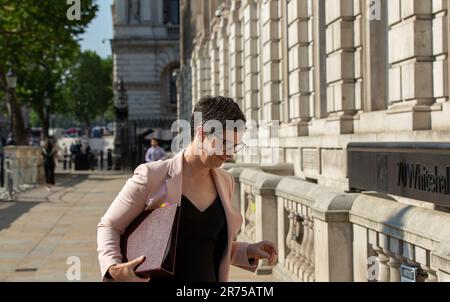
top-left (42, 140), bottom-right (56, 191)
top-left (62, 144), bottom-right (68, 171)
top-left (107, 149), bottom-right (113, 170)
top-left (144, 138), bottom-right (167, 163)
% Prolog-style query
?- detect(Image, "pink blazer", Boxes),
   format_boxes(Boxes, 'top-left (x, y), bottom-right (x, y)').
top-left (97, 149), bottom-right (257, 281)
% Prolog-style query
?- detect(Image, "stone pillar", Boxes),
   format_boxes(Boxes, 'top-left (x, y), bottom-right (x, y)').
top-left (241, 0), bottom-right (260, 123)
top-left (431, 246), bottom-right (450, 282)
top-left (387, 0), bottom-right (434, 131)
top-left (190, 50), bottom-right (198, 105)
top-left (153, 0), bottom-right (164, 24)
top-left (115, 0), bottom-right (128, 24)
top-left (199, 43), bottom-right (212, 97)
top-left (313, 0), bottom-right (328, 119)
top-left (285, 0), bottom-right (314, 136)
top-left (240, 168), bottom-right (282, 275)
top-left (352, 224), bottom-right (369, 281)
top-left (228, 0), bottom-right (244, 109)
top-left (275, 176), bottom-right (356, 282)
top-left (218, 7), bottom-right (230, 96)
top-left (209, 29), bottom-right (220, 95)
top-left (141, 0), bottom-right (151, 23)
top-left (325, 0), bottom-right (357, 134)
top-left (260, 0), bottom-right (282, 122)
top-left (447, 0), bottom-right (450, 106)
top-left (312, 197), bottom-right (356, 282)
top-left (362, 0), bottom-right (389, 112)
top-left (432, 1), bottom-right (448, 104)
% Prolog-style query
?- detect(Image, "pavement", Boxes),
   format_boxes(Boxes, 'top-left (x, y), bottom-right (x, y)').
top-left (0, 171), bottom-right (274, 282)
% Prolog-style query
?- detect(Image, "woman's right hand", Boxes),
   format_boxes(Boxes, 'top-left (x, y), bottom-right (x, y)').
top-left (108, 256), bottom-right (151, 282)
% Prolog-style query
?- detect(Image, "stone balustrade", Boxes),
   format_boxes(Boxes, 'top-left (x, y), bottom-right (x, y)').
top-left (275, 176), bottom-right (356, 282)
top-left (238, 168), bottom-right (282, 275)
top-left (350, 193), bottom-right (450, 282)
top-left (229, 164), bottom-right (450, 282)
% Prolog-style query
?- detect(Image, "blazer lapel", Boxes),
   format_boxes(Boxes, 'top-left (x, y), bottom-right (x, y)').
top-left (165, 150), bottom-right (184, 206)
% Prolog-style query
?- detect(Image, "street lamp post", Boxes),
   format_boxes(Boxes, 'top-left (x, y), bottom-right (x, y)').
top-left (114, 79), bottom-right (129, 171)
top-left (5, 68), bottom-right (17, 146)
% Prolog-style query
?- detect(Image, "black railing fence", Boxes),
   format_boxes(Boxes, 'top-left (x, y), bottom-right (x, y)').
top-left (119, 117), bottom-right (175, 171)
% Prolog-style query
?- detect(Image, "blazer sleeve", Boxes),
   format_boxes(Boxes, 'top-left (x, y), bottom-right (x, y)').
top-left (227, 174), bottom-right (258, 272)
top-left (96, 164), bottom-right (152, 281)
top-left (231, 241), bottom-right (258, 272)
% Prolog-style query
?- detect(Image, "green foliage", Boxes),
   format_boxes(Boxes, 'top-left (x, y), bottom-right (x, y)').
top-left (63, 51), bottom-right (113, 132)
top-left (0, 0), bottom-right (98, 141)
top-left (28, 109), bottom-right (40, 127)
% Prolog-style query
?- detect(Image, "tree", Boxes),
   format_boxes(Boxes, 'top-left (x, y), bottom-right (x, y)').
top-left (0, 0), bottom-right (97, 144)
top-left (63, 51), bottom-right (113, 137)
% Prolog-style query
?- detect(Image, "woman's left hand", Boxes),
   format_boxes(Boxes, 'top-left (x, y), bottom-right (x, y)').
top-left (247, 240), bottom-right (278, 266)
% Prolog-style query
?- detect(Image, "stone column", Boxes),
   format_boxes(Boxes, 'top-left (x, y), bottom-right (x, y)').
top-left (141, 0), bottom-right (151, 23)
top-left (228, 0), bottom-right (244, 109)
top-left (218, 7), bottom-right (230, 96)
top-left (325, 0), bottom-right (357, 134)
top-left (115, 0), bottom-right (128, 24)
top-left (208, 29), bottom-right (221, 95)
top-left (240, 168), bottom-right (282, 275)
top-left (241, 0), bottom-right (260, 123)
top-left (352, 224), bottom-right (370, 281)
top-left (260, 0), bottom-right (282, 122)
top-left (199, 42), bottom-right (212, 97)
top-left (285, 0), bottom-right (314, 136)
top-left (313, 0), bottom-right (328, 119)
top-left (362, 0), bottom-right (389, 112)
top-left (190, 50), bottom-right (198, 105)
top-left (209, 29), bottom-right (220, 95)
top-left (153, 0), bottom-right (164, 24)
top-left (387, 0), bottom-right (434, 131)
top-left (432, 2), bottom-right (448, 104)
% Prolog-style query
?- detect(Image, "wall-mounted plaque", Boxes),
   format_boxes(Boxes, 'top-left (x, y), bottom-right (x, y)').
top-left (347, 142), bottom-right (450, 208)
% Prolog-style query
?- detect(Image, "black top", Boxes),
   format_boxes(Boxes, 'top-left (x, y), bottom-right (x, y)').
top-left (156, 194), bottom-right (228, 283)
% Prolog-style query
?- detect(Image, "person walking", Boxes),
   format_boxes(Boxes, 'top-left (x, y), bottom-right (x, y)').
top-left (97, 96), bottom-right (278, 282)
top-left (42, 140), bottom-right (56, 191)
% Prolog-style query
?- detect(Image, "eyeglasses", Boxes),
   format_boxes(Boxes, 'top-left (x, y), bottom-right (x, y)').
top-left (205, 132), bottom-right (247, 154)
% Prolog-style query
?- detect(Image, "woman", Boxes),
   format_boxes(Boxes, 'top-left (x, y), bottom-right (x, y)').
top-left (97, 96), bottom-right (278, 282)
top-left (42, 140), bottom-right (56, 191)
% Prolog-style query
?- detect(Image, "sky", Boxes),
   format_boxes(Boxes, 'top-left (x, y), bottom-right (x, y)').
top-left (79, 0), bottom-right (113, 58)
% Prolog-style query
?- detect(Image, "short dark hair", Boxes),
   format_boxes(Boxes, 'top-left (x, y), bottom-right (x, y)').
top-left (190, 96), bottom-right (246, 139)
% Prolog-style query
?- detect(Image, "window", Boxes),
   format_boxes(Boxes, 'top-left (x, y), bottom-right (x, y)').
top-left (169, 69), bottom-right (178, 105)
top-left (164, 0), bottom-right (179, 25)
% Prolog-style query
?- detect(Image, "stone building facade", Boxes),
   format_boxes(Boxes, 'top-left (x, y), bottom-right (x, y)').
top-left (111, 0), bottom-right (180, 121)
top-left (179, 0), bottom-right (450, 282)
top-left (180, 0), bottom-right (450, 209)
top-left (178, 0), bottom-right (450, 283)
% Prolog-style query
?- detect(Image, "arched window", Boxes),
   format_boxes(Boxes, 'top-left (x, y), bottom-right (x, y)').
top-left (169, 68), bottom-right (178, 105)
top-left (163, 0), bottom-right (179, 25)
top-left (160, 63), bottom-right (180, 117)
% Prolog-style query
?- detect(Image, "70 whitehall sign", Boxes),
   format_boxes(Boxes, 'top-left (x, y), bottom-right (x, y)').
top-left (397, 163), bottom-right (450, 196)
top-left (348, 143), bottom-right (450, 207)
